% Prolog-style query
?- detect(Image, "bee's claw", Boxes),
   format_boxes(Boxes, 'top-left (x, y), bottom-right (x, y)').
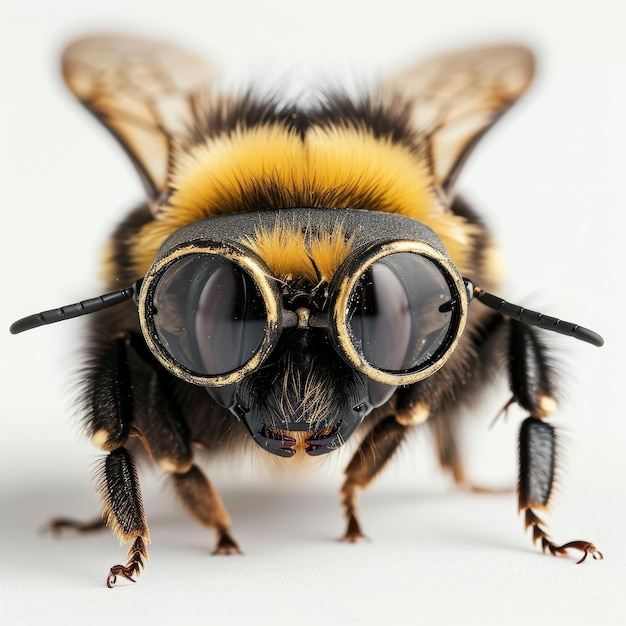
top-left (553, 541), bottom-right (603, 564)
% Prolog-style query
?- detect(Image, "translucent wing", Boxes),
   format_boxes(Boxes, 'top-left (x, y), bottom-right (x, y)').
top-left (383, 44), bottom-right (535, 197)
top-left (62, 34), bottom-right (215, 210)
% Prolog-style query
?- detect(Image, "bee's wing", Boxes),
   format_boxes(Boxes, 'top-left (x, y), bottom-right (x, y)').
top-left (62, 34), bottom-right (215, 209)
top-left (383, 44), bottom-right (535, 196)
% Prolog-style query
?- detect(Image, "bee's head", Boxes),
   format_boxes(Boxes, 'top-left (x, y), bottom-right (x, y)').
top-left (129, 209), bottom-right (470, 457)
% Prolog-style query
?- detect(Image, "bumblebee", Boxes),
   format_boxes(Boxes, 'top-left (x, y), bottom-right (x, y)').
top-left (11, 35), bottom-right (604, 587)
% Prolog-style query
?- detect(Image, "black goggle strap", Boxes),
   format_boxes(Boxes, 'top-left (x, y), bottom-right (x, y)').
top-left (468, 281), bottom-right (604, 347)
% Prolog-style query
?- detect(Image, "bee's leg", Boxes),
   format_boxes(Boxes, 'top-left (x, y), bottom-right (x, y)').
top-left (340, 416), bottom-right (408, 542)
top-left (78, 334), bottom-right (156, 587)
top-left (427, 411), bottom-right (467, 486)
top-left (44, 517), bottom-right (107, 534)
top-left (510, 321), bottom-right (602, 563)
top-left (421, 309), bottom-right (508, 491)
top-left (170, 465), bottom-right (241, 555)
top-left (339, 375), bottom-right (466, 541)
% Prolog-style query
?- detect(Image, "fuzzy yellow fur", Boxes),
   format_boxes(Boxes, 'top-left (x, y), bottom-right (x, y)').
top-left (129, 125), bottom-right (479, 279)
top-left (242, 221), bottom-right (355, 284)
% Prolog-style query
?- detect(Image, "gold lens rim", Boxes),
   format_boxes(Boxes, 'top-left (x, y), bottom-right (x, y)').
top-left (331, 239), bottom-right (468, 386)
top-left (138, 242), bottom-right (280, 387)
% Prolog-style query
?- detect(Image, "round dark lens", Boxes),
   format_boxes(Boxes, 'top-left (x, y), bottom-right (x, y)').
top-left (347, 253), bottom-right (454, 373)
top-left (151, 254), bottom-right (267, 376)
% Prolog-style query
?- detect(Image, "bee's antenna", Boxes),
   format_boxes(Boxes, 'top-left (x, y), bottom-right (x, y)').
top-left (9, 286), bottom-right (137, 335)
top-left (473, 286), bottom-right (604, 347)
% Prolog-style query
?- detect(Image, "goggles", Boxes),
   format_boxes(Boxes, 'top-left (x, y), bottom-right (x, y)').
top-left (139, 237), bottom-right (468, 393)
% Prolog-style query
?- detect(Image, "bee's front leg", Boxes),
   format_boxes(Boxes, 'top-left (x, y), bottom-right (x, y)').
top-left (510, 320), bottom-right (602, 563)
top-left (340, 416), bottom-right (408, 542)
top-left (85, 334), bottom-right (153, 587)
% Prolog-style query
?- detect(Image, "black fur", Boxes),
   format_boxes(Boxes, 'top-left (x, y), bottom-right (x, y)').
top-left (187, 91), bottom-right (422, 151)
top-left (104, 203), bottom-right (153, 287)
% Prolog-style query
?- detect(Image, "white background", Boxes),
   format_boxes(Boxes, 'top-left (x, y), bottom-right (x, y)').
top-left (1, 1), bottom-right (624, 624)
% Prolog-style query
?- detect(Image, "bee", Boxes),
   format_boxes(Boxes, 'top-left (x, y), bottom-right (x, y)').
top-left (10, 34), bottom-right (604, 587)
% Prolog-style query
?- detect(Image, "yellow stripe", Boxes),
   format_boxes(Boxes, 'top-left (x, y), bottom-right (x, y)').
top-left (130, 126), bottom-right (478, 277)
